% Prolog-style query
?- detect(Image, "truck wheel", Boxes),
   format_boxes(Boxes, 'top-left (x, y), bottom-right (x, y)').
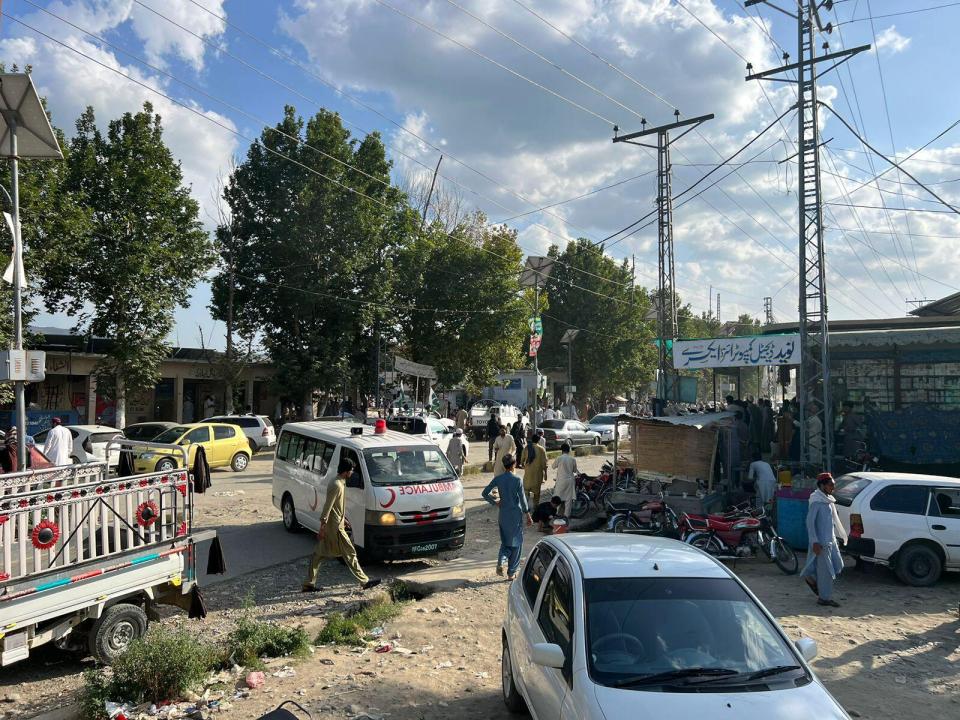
top-left (89, 603), bottom-right (148, 663)
top-left (895, 543), bottom-right (942, 587)
top-left (281, 494), bottom-right (300, 532)
top-left (231, 452), bottom-right (250, 472)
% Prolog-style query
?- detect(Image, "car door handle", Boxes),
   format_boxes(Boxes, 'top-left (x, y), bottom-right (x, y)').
top-left (932, 524), bottom-right (946, 531)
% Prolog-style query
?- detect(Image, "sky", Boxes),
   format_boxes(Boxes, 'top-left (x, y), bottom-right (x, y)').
top-left (3, 0), bottom-right (960, 349)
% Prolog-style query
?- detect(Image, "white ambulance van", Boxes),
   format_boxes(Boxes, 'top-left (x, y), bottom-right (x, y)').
top-left (271, 421), bottom-right (466, 559)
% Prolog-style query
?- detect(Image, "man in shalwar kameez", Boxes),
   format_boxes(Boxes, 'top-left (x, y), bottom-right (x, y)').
top-left (482, 454), bottom-right (532, 580)
top-left (492, 425), bottom-right (516, 476)
top-left (800, 472), bottom-right (847, 607)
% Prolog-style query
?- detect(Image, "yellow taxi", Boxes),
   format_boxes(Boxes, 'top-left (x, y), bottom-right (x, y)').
top-left (133, 423), bottom-right (252, 474)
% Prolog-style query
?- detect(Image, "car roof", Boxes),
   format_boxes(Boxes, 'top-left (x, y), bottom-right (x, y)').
top-left (281, 421), bottom-right (438, 450)
top-left (126, 421), bottom-right (176, 428)
top-left (844, 471), bottom-right (960, 485)
top-left (547, 534), bottom-right (729, 579)
top-left (204, 414), bottom-right (267, 420)
top-left (65, 425), bottom-right (121, 432)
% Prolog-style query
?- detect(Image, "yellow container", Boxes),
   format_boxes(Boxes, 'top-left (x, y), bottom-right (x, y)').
top-left (778, 468), bottom-right (793, 488)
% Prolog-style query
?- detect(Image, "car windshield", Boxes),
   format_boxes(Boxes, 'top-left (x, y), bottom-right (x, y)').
top-left (585, 577), bottom-right (803, 690)
top-left (363, 447), bottom-right (456, 486)
top-left (590, 415), bottom-right (616, 425)
top-left (540, 420), bottom-right (566, 429)
top-left (833, 475), bottom-right (872, 507)
top-left (152, 426), bottom-right (191, 444)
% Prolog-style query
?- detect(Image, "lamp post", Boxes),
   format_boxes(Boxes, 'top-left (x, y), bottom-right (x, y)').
top-left (520, 256), bottom-right (554, 436)
top-left (559, 328), bottom-right (579, 409)
top-left (1, 74), bottom-right (64, 467)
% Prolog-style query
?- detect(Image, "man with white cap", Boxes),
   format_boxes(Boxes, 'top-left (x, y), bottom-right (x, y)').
top-left (446, 427), bottom-right (468, 475)
top-left (44, 417), bottom-right (74, 466)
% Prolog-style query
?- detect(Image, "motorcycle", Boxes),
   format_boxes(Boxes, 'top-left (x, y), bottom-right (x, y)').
top-left (605, 494), bottom-right (680, 536)
top-left (681, 505), bottom-right (799, 575)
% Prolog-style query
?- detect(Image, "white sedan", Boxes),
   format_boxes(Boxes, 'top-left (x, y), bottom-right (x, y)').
top-left (501, 534), bottom-right (849, 719)
top-left (34, 424), bottom-right (122, 467)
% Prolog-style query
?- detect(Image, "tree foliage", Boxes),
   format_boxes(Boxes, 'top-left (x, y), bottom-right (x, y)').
top-left (394, 213), bottom-right (526, 392)
top-left (538, 240), bottom-right (656, 403)
top-left (30, 103), bottom-right (211, 425)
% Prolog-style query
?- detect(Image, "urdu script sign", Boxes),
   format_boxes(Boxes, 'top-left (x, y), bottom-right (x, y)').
top-left (672, 334), bottom-right (801, 369)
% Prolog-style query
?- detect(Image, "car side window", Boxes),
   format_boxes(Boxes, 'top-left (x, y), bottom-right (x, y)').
top-left (213, 426), bottom-right (235, 440)
top-left (277, 432), bottom-right (292, 461)
top-left (341, 448), bottom-right (363, 488)
top-left (929, 488), bottom-right (960, 517)
top-left (537, 558), bottom-right (574, 684)
top-left (185, 427), bottom-right (210, 444)
top-left (870, 484), bottom-right (930, 515)
top-left (317, 442), bottom-right (335, 475)
top-left (522, 544), bottom-right (556, 608)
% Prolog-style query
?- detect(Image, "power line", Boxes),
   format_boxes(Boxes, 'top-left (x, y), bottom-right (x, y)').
top-left (174, 0), bottom-right (627, 266)
top-left (836, 1), bottom-right (960, 25)
top-left (371, 0), bottom-right (616, 126)
top-left (3, 13), bottom-right (645, 313)
top-left (826, 202), bottom-right (958, 214)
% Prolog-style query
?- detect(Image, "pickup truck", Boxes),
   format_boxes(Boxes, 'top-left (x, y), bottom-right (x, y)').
top-left (466, 401), bottom-right (525, 441)
top-left (0, 440), bottom-right (221, 665)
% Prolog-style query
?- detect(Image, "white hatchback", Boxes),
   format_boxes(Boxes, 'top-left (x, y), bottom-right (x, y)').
top-left (34, 424), bottom-right (122, 468)
top-left (501, 534), bottom-right (849, 720)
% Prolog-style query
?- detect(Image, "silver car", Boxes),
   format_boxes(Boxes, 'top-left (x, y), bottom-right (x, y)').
top-left (586, 413), bottom-right (629, 443)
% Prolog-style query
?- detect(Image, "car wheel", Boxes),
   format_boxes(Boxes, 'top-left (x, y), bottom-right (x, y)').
top-left (89, 603), bottom-right (148, 664)
top-left (895, 543), bottom-right (942, 587)
top-left (231, 452), bottom-right (250, 472)
top-left (281, 494), bottom-right (300, 533)
top-left (501, 638), bottom-right (527, 714)
top-left (155, 457), bottom-right (177, 472)
top-left (248, 438), bottom-right (258, 454)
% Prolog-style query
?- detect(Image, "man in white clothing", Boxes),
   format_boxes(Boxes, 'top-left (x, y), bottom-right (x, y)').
top-left (552, 442), bottom-right (579, 517)
top-left (747, 451), bottom-right (778, 507)
top-left (543, 406), bottom-right (556, 422)
top-left (44, 417), bottom-right (73, 466)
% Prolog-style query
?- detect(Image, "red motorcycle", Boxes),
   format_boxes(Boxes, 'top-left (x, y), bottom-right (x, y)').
top-left (680, 504), bottom-right (798, 575)
top-left (604, 495), bottom-right (680, 536)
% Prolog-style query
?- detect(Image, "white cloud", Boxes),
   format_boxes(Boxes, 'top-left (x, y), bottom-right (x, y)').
top-left (128, 0), bottom-right (227, 71)
top-left (874, 25), bottom-right (911, 55)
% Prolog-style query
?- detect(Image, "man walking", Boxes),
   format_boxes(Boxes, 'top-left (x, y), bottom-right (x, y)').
top-left (801, 473), bottom-right (847, 608)
top-left (492, 424), bottom-right (516, 476)
top-left (44, 417), bottom-right (73, 466)
top-left (455, 406), bottom-right (468, 431)
top-left (486, 415), bottom-right (500, 462)
top-left (482, 454), bottom-right (532, 580)
top-left (446, 428), bottom-right (468, 475)
top-left (552, 443), bottom-right (579, 517)
top-left (522, 434), bottom-right (548, 507)
top-left (303, 457), bottom-right (380, 592)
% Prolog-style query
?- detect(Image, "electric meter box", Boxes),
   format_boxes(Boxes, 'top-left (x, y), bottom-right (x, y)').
top-left (0, 350), bottom-right (46, 382)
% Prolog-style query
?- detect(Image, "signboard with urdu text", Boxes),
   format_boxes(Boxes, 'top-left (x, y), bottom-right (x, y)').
top-left (673, 334), bottom-right (801, 369)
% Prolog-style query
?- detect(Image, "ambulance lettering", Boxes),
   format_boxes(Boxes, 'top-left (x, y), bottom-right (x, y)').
top-left (397, 482), bottom-right (457, 495)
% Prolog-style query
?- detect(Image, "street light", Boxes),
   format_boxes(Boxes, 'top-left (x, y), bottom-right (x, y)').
top-left (559, 328), bottom-right (579, 407)
top-left (519, 256), bottom-right (554, 434)
top-left (1, 74), bottom-right (64, 467)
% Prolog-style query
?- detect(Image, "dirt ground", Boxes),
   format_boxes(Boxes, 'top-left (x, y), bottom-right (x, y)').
top-left (4, 449), bottom-right (960, 720)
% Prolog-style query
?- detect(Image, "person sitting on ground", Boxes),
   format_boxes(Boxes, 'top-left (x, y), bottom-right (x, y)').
top-left (531, 496), bottom-right (563, 533)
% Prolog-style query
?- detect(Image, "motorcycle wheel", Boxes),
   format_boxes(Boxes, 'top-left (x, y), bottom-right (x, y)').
top-left (688, 533), bottom-right (724, 556)
top-left (757, 530), bottom-right (773, 559)
top-left (609, 516), bottom-right (630, 533)
top-left (569, 492), bottom-right (591, 519)
top-left (772, 537), bottom-right (799, 575)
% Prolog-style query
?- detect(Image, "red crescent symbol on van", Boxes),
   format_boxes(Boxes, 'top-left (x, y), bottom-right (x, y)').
top-left (309, 487), bottom-right (320, 511)
top-left (380, 488), bottom-right (397, 509)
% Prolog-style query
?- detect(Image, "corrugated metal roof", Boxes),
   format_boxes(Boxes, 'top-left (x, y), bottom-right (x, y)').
top-left (909, 291), bottom-right (960, 317)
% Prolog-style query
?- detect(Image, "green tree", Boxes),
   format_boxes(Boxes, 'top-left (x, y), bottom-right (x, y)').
top-left (213, 106), bottom-right (406, 413)
top-left (31, 103), bottom-right (211, 427)
top-left (538, 240), bottom-right (656, 408)
top-left (394, 212), bottom-right (526, 392)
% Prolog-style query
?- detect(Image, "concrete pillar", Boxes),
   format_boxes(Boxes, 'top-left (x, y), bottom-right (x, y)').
top-left (86, 375), bottom-right (97, 424)
top-left (175, 375), bottom-right (184, 423)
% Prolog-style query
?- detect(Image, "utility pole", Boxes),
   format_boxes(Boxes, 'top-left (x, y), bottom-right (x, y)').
top-left (746, 0), bottom-right (869, 474)
top-left (613, 111), bottom-right (714, 415)
top-left (763, 296), bottom-right (774, 398)
top-left (716, 293), bottom-right (721, 323)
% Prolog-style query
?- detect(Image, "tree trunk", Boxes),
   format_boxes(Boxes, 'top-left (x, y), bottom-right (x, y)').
top-left (225, 381), bottom-right (234, 415)
top-left (225, 268), bottom-right (235, 415)
top-left (302, 390), bottom-right (315, 420)
top-left (115, 376), bottom-right (126, 429)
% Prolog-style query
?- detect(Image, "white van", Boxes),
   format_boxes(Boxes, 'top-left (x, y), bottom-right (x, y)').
top-left (271, 421), bottom-right (466, 560)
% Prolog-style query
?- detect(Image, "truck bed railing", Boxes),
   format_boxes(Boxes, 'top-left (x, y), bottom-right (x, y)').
top-left (1, 441), bottom-right (192, 590)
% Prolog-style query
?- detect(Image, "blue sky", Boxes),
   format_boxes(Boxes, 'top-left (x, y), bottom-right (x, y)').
top-left (3, 0), bottom-right (960, 349)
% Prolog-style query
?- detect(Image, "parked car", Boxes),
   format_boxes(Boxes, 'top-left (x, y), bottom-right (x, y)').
top-left (202, 414), bottom-right (277, 452)
top-left (539, 419), bottom-right (601, 449)
top-left (384, 415), bottom-right (460, 457)
top-left (132, 423), bottom-right (251, 473)
top-left (467, 400), bottom-right (525, 440)
top-left (122, 421), bottom-right (178, 442)
top-left (501, 534), bottom-right (847, 719)
top-left (833, 472), bottom-right (960, 586)
top-left (586, 413), bottom-right (629, 443)
top-left (34, 424), bottom-right (122, 467)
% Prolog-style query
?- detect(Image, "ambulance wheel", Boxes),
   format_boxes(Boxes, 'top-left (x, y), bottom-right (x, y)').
top-left (281, 494), bottom-right (300, 532)
top-left (90, 603), bottom-right (148, 664)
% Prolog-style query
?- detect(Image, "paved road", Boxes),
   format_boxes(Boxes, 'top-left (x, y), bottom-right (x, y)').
top-left (194, 442), bottom-right (611, 585)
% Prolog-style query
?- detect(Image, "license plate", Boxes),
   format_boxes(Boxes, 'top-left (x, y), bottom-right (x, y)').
top-left (410, 542), bottom-right (438, 554)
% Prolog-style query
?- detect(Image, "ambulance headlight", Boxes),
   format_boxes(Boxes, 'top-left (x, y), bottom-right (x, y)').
top-left (451, 504), bottom-right (465, 518)
top-left (366, 510), bottom-right (397, 526)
